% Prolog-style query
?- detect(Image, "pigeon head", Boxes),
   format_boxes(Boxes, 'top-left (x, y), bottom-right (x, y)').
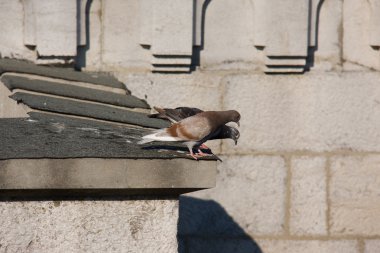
top-left (212, 125), bottom-right (240, 145)
top-left (229, 126), bottom-right (240, 145)
top-left (226, 110), bottom-right (241, 127)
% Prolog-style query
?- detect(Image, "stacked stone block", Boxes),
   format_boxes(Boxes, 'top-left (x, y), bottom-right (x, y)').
top-left (1, 0), bottom-right (380, 252)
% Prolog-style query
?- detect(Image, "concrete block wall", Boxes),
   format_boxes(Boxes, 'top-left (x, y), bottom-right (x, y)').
top-left (1, 0), bottom-right (380, 252)
top-left (0, 200), bottom-right (179, 252)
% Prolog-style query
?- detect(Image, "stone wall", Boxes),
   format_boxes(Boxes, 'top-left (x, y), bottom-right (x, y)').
top-left (0, 199), bottom-right (178, 252)
top-left (1, 0), bottom-right (380, 253)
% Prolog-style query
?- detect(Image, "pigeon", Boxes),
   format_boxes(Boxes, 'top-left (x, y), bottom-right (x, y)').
top-left (149, 106), bottom-right (240, 146)
top-left (139, 109), bottom-right (241, 160)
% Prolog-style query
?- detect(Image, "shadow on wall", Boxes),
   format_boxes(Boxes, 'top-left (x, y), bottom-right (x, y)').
top-left (178, 196), bottom-right (262, 253)
top-left (75, 0), bottom-right (93, 70)
top-left (305, 0), bottom-right (325, 71)
top-left (191, 0), bottom-right (212, 70)
top-left (73, 0), bottom-right (325, 72)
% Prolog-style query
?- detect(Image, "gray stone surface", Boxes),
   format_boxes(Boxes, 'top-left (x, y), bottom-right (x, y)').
top-left (1, 74), bottom-right (149, 109)
top-left (313, 0), bottom-right (343, 71)
top-left (330, 155), bottom-right (380, 236)
top-left (368, 0), bottom-right (380, 47)
top-left (0, 1), bottom-right (35, 60)
top-left (119, 72), bottom-right (223, 111)
top-left (102, 0), bottom-right (150, 70)
top-left (222, 72), bottom-right (380, 153)
top-left (343, 0), bottom-right (380, 70)
top-left (10, 92), bottom-right (168, 128)
top-left (0, 158), bottom-right (216, 196)
top-left (261, 0), bottom-right (309, 60)
top-left (257, 240), bottom-right (358, 253)
top-left (83, 0), bottom-right (102, 70)
top-left (0, 199), bottom-right (179, 253)
top-left (150, 0), bottom-right (193, 56)
top-left (0, 0), bottom-right (378, 73)
top-left (200, 0), bottom-right (259, 71)
top-left (0, 82), bottom-right (29, 118)
top-left (2, 2), bottom-right (380, 253)
top-left (142, 0), bottom-right (194, 72)
top-left (0, 54), bottom-right (219, 253)
top-left (27, 0), bottom-right (77, 57)
top-left (0, 59), bottom-right (125, 89)
top-left (365, 240), bottom-right (380, 253)
top-left (0, 115), bottom-right (218, 161)
top-left (290, 156), bottom-right (327, 235)
top-left (186, 155), bottom-right (287, 236)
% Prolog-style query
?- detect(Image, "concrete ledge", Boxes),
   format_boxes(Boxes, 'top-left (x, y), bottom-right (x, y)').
top-left (0, 59), bottom-right (126, 89)
top-left (0, 158), bottom-right (216, 198)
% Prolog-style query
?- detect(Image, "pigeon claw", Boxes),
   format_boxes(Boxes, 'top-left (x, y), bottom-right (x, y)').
top-left (190, 154), bottom-right (199, 160)
top-left (188, 152), bottom-right (199, 160)
top-left (199, 143), bottom-right (208, 149)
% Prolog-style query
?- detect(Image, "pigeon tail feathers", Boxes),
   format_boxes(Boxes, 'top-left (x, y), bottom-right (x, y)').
top-left (137, 129), bottom-right (182, 144)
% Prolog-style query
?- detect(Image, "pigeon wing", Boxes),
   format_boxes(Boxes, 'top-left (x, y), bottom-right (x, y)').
top-left (149, 106), bottom-right (203, 123)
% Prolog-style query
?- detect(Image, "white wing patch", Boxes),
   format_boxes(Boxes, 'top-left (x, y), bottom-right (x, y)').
top-left (137, 129), bottom-right (183, 144)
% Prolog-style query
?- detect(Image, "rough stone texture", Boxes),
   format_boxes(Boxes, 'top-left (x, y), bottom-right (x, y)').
top-left (200, 0), bottom-right (259, 70)
top-left (330, 155), bottom-right (380, 236)
top-left (0, 115), bottom-right (218, 160)
top-left (185, 155), bottom-right (287, 236)
top-left (313, 0), bottom-right (343, 71)
top-left (0, 59), bottom-right (125, 89)
top-left (2, 1), bottom-right (380, 252)
top-left (1, 75), bottom-right (149, 109)
top-left (0, 1), bottom-right (35, 60)
top-left (263, 0), bottom-right (309, 56)
top-left (119, 73), bottom-right (222, 110)
top-left (82, 0), bottom-right (102, 70)
top-left (257, 240), bottom-right (359, 253)
top-left (139, 0), bottom-right (198, 72)
top-left (222, 73), bottom-right (380, 153)
top-left (0, 199), bottom-right (178, 253)
top-left (0, 0), bottom-right (377, 72)
top-left (343, 0), bottom-right (380, 70)
top-left (0, 83), bottom-right (29, 118)
top-left (150, 0), bottom-right (193, 55)
top-left (32, 0), bottom-right (77, 56)
top-left (0, 59), bottom-right (126, 89)
top-left (10, 92), bottom-right (167, 128)
top-left (102, 0), bottom-right (150, 69)
top-left (0, 158), bottom-right (216, 192)
top-left (290, 156), bottom-right (327, 235)
top-left (150, 0), bottom-right (342, 72)
top-left (368, 0), bottom-right (380, 47)
top-left (365, 240), bottom-right (380, 253)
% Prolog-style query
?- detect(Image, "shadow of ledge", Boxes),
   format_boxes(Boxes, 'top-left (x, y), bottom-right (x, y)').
top-left (178, 196), bottom-right (262, 253)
